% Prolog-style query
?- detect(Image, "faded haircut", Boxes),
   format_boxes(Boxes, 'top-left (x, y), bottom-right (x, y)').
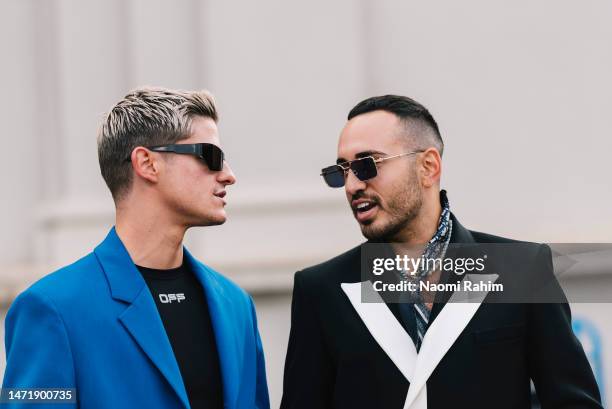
top-left (348, 95), bottom-right (444, 156)
top-left (97, 87), bottom-right (218, 201)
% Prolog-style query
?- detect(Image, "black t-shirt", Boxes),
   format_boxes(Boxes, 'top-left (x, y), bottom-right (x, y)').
top-left (137, 259), bottom-right (223, 409)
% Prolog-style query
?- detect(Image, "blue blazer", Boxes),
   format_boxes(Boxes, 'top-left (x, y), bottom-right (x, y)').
top-left (2, 228), bottom-right (270, 409)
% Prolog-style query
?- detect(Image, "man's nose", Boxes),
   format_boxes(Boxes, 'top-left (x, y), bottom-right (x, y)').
top-left (344, 169), bottom-right (366, 196)
top-left (218, 161), bottom-right (236, 185)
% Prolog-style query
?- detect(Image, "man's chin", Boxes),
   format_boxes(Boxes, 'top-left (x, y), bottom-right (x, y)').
top-left (206, 219), bottom-right (226, 227)
top-left (360, 220), bottom-right (388, 241)
top-left (192, 212), bottom-right (227, 227)
top-left (360, 216), bottom-right (407, 242)
top-left (208, 214), bottom-right (227, 226)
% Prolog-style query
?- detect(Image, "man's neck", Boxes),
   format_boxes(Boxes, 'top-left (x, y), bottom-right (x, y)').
top-left (115, 206), bottom-right (186, 270)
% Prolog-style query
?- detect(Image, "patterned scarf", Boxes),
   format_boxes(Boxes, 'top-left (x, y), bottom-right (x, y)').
top-left (401, 190), bottom-right (453, 350)
top-left (398, 189), bottom-right (452, 280)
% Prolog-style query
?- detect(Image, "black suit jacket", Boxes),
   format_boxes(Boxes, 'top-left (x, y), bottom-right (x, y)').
top-left (280, 214), bottom-right (602, 409)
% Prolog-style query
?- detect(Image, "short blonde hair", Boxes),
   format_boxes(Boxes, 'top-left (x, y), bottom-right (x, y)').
top-left (97, 87), bottom-right (218, 201)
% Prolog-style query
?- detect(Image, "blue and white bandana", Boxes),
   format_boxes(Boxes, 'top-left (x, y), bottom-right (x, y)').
top-left (401, 189), bottom-right (453, 350)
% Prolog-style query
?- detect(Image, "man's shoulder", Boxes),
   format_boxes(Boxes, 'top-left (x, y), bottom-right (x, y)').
top-left (10, 252), bottom-right (103, 314)
top-left (32, 252), bottom-right (99, 293)
top-left (453, 213), bottom-right (546, 252)
top-left (471, 229), bottom-right (526, 244)
top-left (470, 229), bottom-right (549, 258)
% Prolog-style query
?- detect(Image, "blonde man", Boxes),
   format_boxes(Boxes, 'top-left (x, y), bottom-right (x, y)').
top-left (2, 88), bottom-right (270, 409)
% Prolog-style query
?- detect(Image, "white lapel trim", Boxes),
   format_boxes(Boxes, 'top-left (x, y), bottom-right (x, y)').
top-left (403, 273), bottom-right (499, 409)
top-left (341, 274), bottom-right (498, 409)
top-left (340, 282), bottom-right (417, 381)
top-left (341, 282), bottom-right (425, 409)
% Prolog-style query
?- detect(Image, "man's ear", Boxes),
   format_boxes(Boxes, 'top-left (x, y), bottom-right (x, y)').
top-left (130, 147), bottom-right (160, 184)
top-left (420, 147), bottom-right (442, 188)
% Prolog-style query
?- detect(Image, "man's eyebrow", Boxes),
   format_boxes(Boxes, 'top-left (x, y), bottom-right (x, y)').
top-left (356, 150), bottom-right (386, 158)
top-left (336, 150), bottom-right (386, 164)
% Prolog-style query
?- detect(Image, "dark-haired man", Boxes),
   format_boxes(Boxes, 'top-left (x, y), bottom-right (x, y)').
top-left (2, 88), bottom-right (270, 409)
top-left (280, 95), bottom-right (602, 409)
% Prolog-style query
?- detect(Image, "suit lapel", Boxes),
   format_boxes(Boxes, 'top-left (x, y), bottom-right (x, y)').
top-left (341, 281), bottom-right (425, 409)
top-left (119, 291), bottom-right (191, 409)
top-left (340, 214), bottom-right (497, 409)
top-left (94, 227), bottom-right (190, 409)
top-left (342, 275), bottom-right (497, 409)
top-left (188, 250), bottom-right (240, 409)
top-left (403, 215), bottom-right (495, 408)
top-left (403, 274), bottom-right (498, 409)
top-left (340, 282), bottom-right (418, 382)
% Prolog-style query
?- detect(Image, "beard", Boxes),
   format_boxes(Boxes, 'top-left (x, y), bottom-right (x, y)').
top-left (360, 170), bottom-right (423, 242)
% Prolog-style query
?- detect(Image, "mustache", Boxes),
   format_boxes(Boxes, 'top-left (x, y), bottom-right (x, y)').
top-left (351, 191), bottom-right (380, 205)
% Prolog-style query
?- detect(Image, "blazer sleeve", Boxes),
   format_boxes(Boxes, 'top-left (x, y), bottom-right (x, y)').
top-left (2, 288), bottom-right (77, 408)
top-left (527, 244), bottom-right (603, 408)
top-left (249, 296), bottom-right (270, 409)
top-left (280, 272), bottom-right (333, 409)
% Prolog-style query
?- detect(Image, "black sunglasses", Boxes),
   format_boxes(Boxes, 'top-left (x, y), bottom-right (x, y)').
top-left (321, 151), bottom-right (423, 188)
top-left (126, 143), bottom-right (225, 171)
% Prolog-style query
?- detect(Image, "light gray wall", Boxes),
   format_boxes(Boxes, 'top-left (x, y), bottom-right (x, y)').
top-left (1, 1), bottom-right (611, 407)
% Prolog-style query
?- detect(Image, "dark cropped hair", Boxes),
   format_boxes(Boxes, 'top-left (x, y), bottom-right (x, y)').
top-left (348, 95), bottom-right (444, 155)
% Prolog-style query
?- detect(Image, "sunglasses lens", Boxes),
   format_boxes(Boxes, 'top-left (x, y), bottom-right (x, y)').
top-left (202, 144), bottom-right (224, 171)
top-left (322, 165), bottom-right (345, 188)
top-left (351, 157), bottom-right (377, 181)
